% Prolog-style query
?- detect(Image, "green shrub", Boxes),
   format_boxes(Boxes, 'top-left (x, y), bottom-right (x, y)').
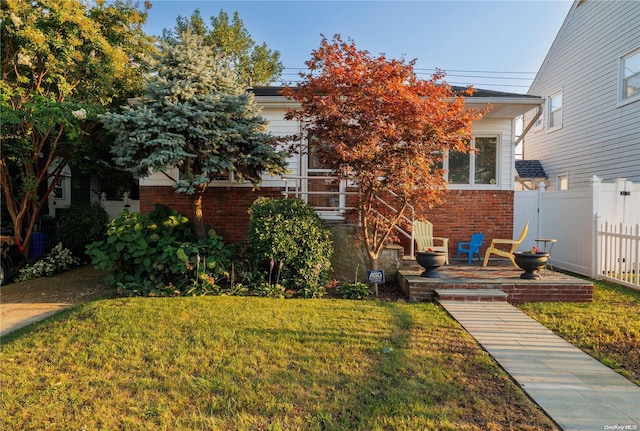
top-left (86, 205), bottom-right (232, 296)
top-left (340, 281), bottom-right (371, 300)
top-left (53, 203), bottom-right (110, 262)
top-left (16, 243), bottom-right (79, 281)
top-left (248, 198), bottom-right (333, 298)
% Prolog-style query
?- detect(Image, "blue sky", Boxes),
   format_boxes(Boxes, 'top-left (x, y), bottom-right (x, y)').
top-left (143, 1), bottom-right (573, 93)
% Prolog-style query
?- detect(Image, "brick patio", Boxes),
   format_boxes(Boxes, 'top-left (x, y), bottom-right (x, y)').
top-left (399, 258), bottom-right (594, 303)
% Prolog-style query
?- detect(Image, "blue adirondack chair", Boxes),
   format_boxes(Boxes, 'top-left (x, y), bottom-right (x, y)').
top-left (456, 233), bottom-right (485, 264)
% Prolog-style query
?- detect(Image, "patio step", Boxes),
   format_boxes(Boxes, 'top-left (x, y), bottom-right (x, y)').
top-left (435, 288), bottom-right (508, 302)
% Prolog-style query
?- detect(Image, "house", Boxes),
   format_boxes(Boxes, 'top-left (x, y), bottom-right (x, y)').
top-left (140, 86), bottom-right (544, 257)
top-left (45, 162), bottom-right (140, 220)
top-left (521, 0), bottom-right (640, 191)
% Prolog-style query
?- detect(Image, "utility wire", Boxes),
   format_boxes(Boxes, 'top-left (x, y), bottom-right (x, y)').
top-left (280, 67), bottom-right (535, 89)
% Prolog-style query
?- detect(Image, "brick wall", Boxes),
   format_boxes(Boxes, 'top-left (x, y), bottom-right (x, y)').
top-left (400, 278), bottom-right (594, 303)
top-left (400, 189), bottom-right (514, 257)
top-left (140, 186), bottom-right (283, 243)
top-left (141, 186), bottom-right (514, 253)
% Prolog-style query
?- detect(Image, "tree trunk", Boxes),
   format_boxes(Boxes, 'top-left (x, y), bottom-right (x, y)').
top-left (192, 193), bottom-right (206, 239)
top-left (368, 251), bottom-right (380, 297)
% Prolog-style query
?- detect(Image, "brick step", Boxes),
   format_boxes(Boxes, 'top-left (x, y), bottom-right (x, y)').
top-left (435, 288), bottom-right (508, 302)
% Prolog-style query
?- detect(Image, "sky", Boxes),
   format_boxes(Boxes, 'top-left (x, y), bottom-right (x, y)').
top-left (142, 0), bottom-right (574, 94)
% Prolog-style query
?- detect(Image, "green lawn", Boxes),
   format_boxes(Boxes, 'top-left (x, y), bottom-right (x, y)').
top-left (519, 279), bottom-right (640, 385)
top-left (0, 297), bottom-right (557, 430)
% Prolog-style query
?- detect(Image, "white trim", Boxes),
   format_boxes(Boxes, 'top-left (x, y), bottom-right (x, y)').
top-left (547, 89), bottom-right (563, 131)
top-left (617, 46), bottom-right (640, 106)
top-left (445, 134), bottom-right (501, 188)
top-left (557, 173), bottom-right (569, 191)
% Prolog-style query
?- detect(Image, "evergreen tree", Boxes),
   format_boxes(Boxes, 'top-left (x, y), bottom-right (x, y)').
top-left (101, 30), bottom-right (288, 238)
top-left (162, 9), bottom-right (284, 85)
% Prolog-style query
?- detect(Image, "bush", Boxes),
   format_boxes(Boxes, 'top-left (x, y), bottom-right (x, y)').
top-left (248, 198), bottom-right (333, 298)
top-left (16, 243), bottom-right (79, 281)
top-left (54, 203), bottom-right (110, 262)
top-left (86, 205), bottom-right (232, 296)
top-left (340, 281), bottom-right (371, 300)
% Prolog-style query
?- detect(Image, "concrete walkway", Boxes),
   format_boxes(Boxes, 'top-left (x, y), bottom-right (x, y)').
top-left (0, 267), bottom-right (112, 337)
top-left (1, 302), bottom-right (74, 336)
top-left (440, 301), bottom-right (640, 431)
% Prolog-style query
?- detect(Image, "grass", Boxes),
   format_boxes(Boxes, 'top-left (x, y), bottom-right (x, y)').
top-left (519, 279), bottom-right (640, 385)
top-left (0, 297), bottom-right (557, 430)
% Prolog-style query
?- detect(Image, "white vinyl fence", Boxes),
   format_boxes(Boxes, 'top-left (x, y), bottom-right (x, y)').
top-left (598, 222), bottom-right (640, 289)
top-left (515, 176), bottom-right (640, 290)
top-left (98, 192), bottom-right (140, 220)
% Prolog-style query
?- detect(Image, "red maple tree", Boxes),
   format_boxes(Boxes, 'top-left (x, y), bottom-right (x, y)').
top-left (283, 35), bottom-right (487, 289)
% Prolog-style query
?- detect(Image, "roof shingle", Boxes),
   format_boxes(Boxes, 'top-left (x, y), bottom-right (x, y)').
top-left (515, 160), bottom-right (547, 178)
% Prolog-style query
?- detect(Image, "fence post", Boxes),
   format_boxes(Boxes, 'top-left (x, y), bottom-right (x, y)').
top-left (590, 176), bottom-right (602, 279)
top-left (536, 182), bottom-right (545, 239)
top-left (593, 214), bottom-right (602, 279)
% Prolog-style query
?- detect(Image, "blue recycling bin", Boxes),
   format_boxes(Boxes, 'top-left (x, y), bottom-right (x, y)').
top-left (28, 232), bottom-right (48, 260)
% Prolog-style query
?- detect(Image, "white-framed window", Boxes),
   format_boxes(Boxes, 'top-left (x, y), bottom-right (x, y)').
top-left (532, 106), bottom-right (543, 131)
top-left (548, 90), bottom-right (563, 129)
top-left (446, 135), bottom-right (499, 187)
top-left (47, 160), bottom-right (71, 213)
top-left (557, 173), bottom-right (569, 191)
top-left (620, 47), bottom-right (640, 104)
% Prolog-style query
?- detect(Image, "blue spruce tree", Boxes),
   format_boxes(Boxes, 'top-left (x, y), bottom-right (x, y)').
top-left (101, 29), bottom-right (288, 238)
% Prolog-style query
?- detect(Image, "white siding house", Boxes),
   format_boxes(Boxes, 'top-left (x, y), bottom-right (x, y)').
top-left (522, 0), bottom-right (640, 191)
top-left (141, 86), bottom-right (544, 213)
top-left (140, 86), bottom-right (544, 247)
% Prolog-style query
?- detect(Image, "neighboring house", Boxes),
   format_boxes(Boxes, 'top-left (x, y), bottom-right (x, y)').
top-left (46, 164), bottom-right (139, 220)
top-left (522, 0), bottom-right (640, 191)
top-left (140, 86), bottom-right (543, 253)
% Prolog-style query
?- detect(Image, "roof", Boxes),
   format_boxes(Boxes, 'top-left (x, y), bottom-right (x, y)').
top-left (527, 0), bottom-right (577, 93)
top-left (251, 85), bottom-right (544, 119)
top-left (250, 85), bottom-right (541, 99)
top-left (515, 160), bottom-right (548, 179)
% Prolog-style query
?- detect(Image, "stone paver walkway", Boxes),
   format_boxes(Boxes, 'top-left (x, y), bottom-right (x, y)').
top-left (440, 301), bottom-right (640, 431)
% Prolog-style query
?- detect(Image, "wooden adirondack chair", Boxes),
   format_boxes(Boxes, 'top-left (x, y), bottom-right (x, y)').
top-left (482, 221), bottom-right (529, 267)
top-left (413, 220), bottom-right (449, 264)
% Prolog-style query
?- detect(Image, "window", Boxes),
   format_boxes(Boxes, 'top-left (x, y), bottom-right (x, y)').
top-left (557, 174), bottom-right (569, 191)
top-left (448, 150), bottom-right (470, 184)
top-left (474, 137), bottom-right (497, 184)
top-left (533, 106), bottom-right (543, 130)
top-left (47, 160), bottom-right (71, 212)
top-left (53, 178), bottom-right (65, 199)
top-left (548, 90), bottom-right (562, 129)
top-left (620, 48), bottom-right (640, 103)
top-left (447, 136), bottom-right (498, 186)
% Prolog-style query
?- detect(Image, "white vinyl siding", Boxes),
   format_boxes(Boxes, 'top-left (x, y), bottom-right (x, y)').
top-left (525, 0), bottom-right (640, 190)
top-left (258, 107), bottom-right (301, 187)
top-left (141, 98), bottom-right (525, 192)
